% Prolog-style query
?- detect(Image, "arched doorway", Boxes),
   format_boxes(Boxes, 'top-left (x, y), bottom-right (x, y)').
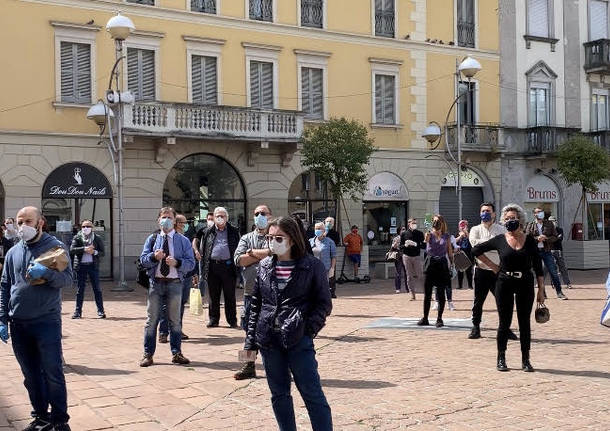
top-left (288, 172), bottom-right (335, 233)
top-left (163, 153), bottom-right (247, 235)
top-left (42, 163), bottom-right (113, 278)
top-left (439, 168), bottom-right (484, 233)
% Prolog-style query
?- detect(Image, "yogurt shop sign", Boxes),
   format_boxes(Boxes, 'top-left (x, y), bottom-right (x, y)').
top-left (364, 172), bottom-right (409, 201)
top-left (42, 163), bottom-right (112, 199)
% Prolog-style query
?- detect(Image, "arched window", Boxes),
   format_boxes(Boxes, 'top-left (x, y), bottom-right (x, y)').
top-left (288, 172), bottom-right (335, 231)
top-left (163, 153), bottom-right (247, 234)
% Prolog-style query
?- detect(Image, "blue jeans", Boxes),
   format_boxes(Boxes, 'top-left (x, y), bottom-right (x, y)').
top-left (538, 250), bottom-right (562, 294)
top-left (159, 276), bottom-right (192, 336)
top-left (75, 263), bottom-right (104, 314)
top-left (260, 335), bottom-right (332, 431)
top-left (144, 279), bottom-right (183, 356)
top-left (10, 316), bottom-right (69, 425)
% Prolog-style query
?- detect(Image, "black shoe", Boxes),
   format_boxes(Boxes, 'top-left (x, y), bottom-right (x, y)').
top-left (53, 423), bottom-right (72, 431)
top-left (435, 319), bottom-right (444, 328)
top-left (206, 321), bottom-right (219, 328)
top-left (139, 354), bottom-right (154, 367)
top-left (172, 352), bottom-right (190, 365)
top-left (497, 351), bottom-right (508, 372)
top-left (507, 330), bottom-right (519, 340)
top-left (181, 332), bottom-right (189, 340)
top-left (468, 325), bottom-right (481, 339)
top-left (417, 317), bottom-right (429, 326)
top-left (522, 351), bottom-right (534, 372)
top-left (22, 418), bottom-right (53, 431)
top-left (158, 334), bottom-right (168, 344)
top-left (331, 293), bottom-right (337, 299)
top-left (97, 311), bottom-right (106, 319)
top-left (71, 312), bottom-right (81, 319)
top-left (234, 361), bottom-right (256, 380)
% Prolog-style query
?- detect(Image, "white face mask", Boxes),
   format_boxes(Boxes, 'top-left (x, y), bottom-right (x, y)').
top-left (82, 227), bottom-right (92, 236)
top-left (207, 220), bottom-right (214, 228)
top-left (215, 216), bottom-right (226, 226)
top-left (270, 238), bottom-right (289, 256)
top-left (5, 223), bottom-right (14, 233)
top-left (18, 224), bottom-right (38, 242)
top-left (411, 224), bottom-right (417, 230)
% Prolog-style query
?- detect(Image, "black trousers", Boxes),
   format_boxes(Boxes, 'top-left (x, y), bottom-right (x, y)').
top-left (423, 258), bottom-right (450, 320)
top-left (471, 267), bottom-right (498, 326)
top-left (495, 275), bottom-right (535, 353)
top-left (457, 266), bottom-right (473, 289)
top-left (208, 262), bottom-right (237, 325)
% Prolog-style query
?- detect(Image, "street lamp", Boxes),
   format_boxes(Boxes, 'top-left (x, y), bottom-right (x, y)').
top-left (422, 56), bottom-right (482, 222)
top-left (86, 12), bottom-right (135, 291)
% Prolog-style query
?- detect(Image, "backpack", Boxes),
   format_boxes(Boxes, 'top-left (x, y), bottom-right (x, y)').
top-left (135, 233), bottom-right (157, 289)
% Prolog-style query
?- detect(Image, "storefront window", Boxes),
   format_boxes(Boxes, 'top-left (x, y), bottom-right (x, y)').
top-left (288, 172), bottom-right (335, 232)
top-left (587, 203), bottom-right (604, 239)
top-left (363, 202), bottom-right (407, 246)
top-left (163, 153), bottom-right (247, 235)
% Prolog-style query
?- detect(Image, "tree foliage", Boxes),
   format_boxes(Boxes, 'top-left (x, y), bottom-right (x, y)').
top-left (557, 135), bottom-right (610, 193)
top-left (300, 117), bottom-right (376, 201)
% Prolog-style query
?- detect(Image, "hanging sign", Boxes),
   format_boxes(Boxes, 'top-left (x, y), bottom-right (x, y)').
top-left (442, 169), bottom-right (483, 187)
top-left (524, 175), bottom-right (559, 202)
top-left (42, 163), bottom-right (113, 199)
top-left (364, 172), bottom-right (409, 201)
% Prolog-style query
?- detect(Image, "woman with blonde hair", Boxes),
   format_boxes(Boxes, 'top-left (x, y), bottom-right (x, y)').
top-left (418, 214), bottom-right (453, 328)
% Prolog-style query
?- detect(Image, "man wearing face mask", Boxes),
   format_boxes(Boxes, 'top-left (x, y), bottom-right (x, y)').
top-left (232, 205), bottom-right (273, 379)
top-left (324, 217), bottom-right (340, 246)
top-left (0, 206), bottom-right (73, 431)
top-left (199, 207), bottom-right (241, 328)
top-left (70, 219), bottom-right (106, 319)
top-left (400, 218), bottom-right (425, 300)
top-left (548, 216), bottom-right (572, 289)
top-left (343, 225), bottom-right (364, 281)
top-left (139, 207), bottom-right (195, 367)
top-left (192, 212), bottom-right (215, 299)
top-left (525, 208), bottom-right (567, 300)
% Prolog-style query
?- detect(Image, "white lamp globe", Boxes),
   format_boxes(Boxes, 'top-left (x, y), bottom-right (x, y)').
top-left (422, 123), bottom-right (442, 144)
top-left (458, 57), bottom-right (482, 79)
top-left (87, 101), bottom-right (114, 127)
top-left (106, 13), bottom-right (135, 41)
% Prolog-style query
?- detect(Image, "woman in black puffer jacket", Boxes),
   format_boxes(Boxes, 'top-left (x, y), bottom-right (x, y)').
top-left (244, 216), bottom-right (333, 431)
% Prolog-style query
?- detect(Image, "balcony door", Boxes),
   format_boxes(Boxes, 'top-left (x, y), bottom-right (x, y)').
top-left (590, 0), bottom-right (609, 41)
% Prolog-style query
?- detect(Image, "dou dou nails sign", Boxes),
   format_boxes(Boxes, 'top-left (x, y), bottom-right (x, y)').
top-left (42, 163), bottom-right (113, 199)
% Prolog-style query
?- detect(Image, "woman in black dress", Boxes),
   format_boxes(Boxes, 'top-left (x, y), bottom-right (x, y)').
top-left (472, 204), bottom-right (545, 372)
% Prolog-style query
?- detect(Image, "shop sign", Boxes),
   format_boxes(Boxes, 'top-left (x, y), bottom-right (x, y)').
top-left (42, 163), bottom-right (113, 199)
top-left (524, 175), bottom-right (559, 202)
top-left (364, 172), bottom-right (409, 201)
top-left (441, 169), bottom-right (483, 187)
top-left (587, 181), bottom-right (610, 202)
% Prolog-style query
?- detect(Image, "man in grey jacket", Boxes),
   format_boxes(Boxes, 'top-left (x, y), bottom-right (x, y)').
top-left (233, 204), bottom-right (272, 379)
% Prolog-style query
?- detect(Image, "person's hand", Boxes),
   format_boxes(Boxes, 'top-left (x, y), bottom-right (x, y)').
top-left (538, 235), bottom-right (547, 242)
top-left (537, 287), bottom-right (545, 304)
top-left (328, 266), bottom-right (335, 279)
top-left (424, 232), bottom-right (430, 242)
top-left (85, 245), bottom-right (95, 255)
top-left (154, 249), bottom-right (166, 261)
top-left (166, 256), bottom-right (178, 267)
top-left (27, 263), bottom-right (49, 280)
top-left (194, 249), bottom-right (201, 261)
top-left (192, 275), bottom-right (199, 288)
top-left (0, 323), bottom-right (9, 343)
top-left (490, 264), bottom-right (500, 275)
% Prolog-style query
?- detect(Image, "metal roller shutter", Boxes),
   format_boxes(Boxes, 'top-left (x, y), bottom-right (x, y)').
top-left (439, 187), bottom-right (484, 235)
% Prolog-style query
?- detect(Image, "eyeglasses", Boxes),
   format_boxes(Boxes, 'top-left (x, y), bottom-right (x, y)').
top-left (176, 221), bottom-right (186, 225)
top-left (265, 235), bottom-right (287, 243)
top-left (254, 211), bottom-right (267, 217)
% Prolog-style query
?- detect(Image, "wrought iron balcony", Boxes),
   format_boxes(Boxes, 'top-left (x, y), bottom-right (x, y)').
top-left (585, 130), bottom-right (610, 152)
top-left (446, 123), bottom-right (502, 153)
top-left (584, 39), bottom-right (610, 74)
top-left (457, 20), bottom-right (475, 48)
top-left (123, 102), bottom-right (304, 142)
top-left (502, 126), bottom-right (578, 154)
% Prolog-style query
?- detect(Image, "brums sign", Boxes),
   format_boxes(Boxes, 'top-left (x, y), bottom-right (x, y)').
top-left (524, 175), bottom-right (559, 202)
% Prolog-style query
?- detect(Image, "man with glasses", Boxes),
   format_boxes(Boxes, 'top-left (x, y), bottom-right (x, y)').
top-left (199, 207), bottom-right (241, 328)
top-left (233, 204), bottom-right (272, 379)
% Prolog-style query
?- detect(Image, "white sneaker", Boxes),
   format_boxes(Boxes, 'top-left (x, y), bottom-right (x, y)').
top-left (395, 290), bottom-right (401, 294)
top-left (432, 301), bottom-right (438, 310)
top-left (448, 301), bottom-right (455, 311)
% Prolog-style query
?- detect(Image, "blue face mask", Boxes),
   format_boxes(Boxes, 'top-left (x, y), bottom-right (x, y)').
top-left (254, 213), bottom-right (268, 229)
top-left (315, 229), bottom-right (324, 237)
top-left (480, 212), bottom-right (492, 222)
top-left (505, 219), bottom-right (520, 232)
top-left (536, 211), bottom-right (545, 220)
top-left (160, 217), bottom-right (173, 230)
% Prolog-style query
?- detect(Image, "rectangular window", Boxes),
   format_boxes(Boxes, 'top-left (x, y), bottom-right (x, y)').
top-left (127, 0), bottom-right (155, 4)
top-left (457, 0), bottom-right (475, 48)
top-left (592, 92), bottom-right (609, 130)
top-left (60, 41), bottom-right (91, 104)
top-left (301, 67), bottom-right (323, 119)
top-left (528, 84), bottom-right (550, 126)
top-left (191, 0), bottom-right (216, 13)
top-left (127, 48), bottom-right (156, 102)
top-left (250, 0), bottom-right (273, 21)
top-left (301, 0), bottom-right (323, 28)
top-left (458, 81), bottom-right (476, 125)
top-left (374, 74), bottom-right (396, 124)
top-left (375, 0), bottom-right (395, 38)
top-left (192, 55), bottom-right (218, 105)
top-left (590, 0), bottom-right (608, 40)
top-left (527, 0), bottom-right (549, 37)
top-left (250, 61), bottom-right (273, 108)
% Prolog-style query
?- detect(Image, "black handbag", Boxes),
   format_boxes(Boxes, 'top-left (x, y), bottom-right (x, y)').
top-left (535, 303), bottom-right (550, 324)
top-left (453, 249), bottom-right (473, 272)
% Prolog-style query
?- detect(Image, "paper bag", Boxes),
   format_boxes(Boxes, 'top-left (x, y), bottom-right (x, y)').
top-left (28, 246), bottom-right (70, 285)
top-left (189, 288), bottom-right (203, 315)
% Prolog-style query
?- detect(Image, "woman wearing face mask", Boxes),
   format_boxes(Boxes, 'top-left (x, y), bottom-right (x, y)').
top-left (309, 222), bottom-right (337, 298)
top-left (244, 217), bottom-right (333, 431)
top-left (472, 204), bottom-right (545, 372)
top-left (3, 218), bottom-right (17, 245)
top-left (418, 214), bottom-right (453, 328)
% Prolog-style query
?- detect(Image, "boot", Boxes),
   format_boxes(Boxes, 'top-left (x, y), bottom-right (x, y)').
top-left (234, 361), bottom-right (256, 380)
top-left (522, 351), bottom-right (534, 372)
top-left (496, 351), bottom-right (508, 372)
top-left (468, 325), bottom-right (481, 339)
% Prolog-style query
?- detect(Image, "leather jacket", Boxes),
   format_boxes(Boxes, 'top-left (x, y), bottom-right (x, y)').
top-left (70, 233), bottom-right (105, 271)
top-left (199, 223), bottom-right (240, 290)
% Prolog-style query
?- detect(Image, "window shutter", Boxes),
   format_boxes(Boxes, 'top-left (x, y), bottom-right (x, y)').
top-left (375, 75), bottom-right (383, 122)
top-left (528, 0), bottom-right (549, 37)
top-left (599, 94), bottom-right (608, 129)
top-left (301, 67), bottom-right (311, 114)
top-left (250, 61), bottom-right (261, 107)
top-left (204, 56), bottom-right (217, 104)
top-left (590, 1), bottom-right (608, 40)
top-left (383, 75), bottom-right (395, 124)
top-left (76, 43), bottom-right (91, 103)
top-left (140, 49), bottom-right (155, 101)
top-left (311, 68), bottom-right (323, 118)
top-left (127, 48), bottom-right (140, 100)
top-left (261, 62), bottom-right (274, 108)
top-left (192, 55), bottom-right (203, 103)
top-left (60, 42), bottom-right (75, 102)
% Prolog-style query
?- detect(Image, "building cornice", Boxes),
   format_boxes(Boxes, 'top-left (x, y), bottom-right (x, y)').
top-left (293, 49), bottom-right (332, 58)
top-left (241, 42), bottom-right (282, 52)
top-left (182, 35), bottom-right (226, 45)
top-left (50, 20), bottom-right (101, 31)
top-left (25, 0), bottom-right (499, 59)
top-left (132, 30), bottom-right (165, 39)
top-left (368, 57), bottom-right (403, 66)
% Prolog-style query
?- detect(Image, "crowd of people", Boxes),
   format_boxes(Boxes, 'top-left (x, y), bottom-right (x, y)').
top-left (0, 200), bottom-right (579, 431)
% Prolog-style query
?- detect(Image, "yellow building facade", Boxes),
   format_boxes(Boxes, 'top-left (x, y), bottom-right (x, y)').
top-left (0, 0), bottom-right (501, 278)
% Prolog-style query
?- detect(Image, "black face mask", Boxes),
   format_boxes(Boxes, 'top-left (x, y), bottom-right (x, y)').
top-left (505, 219), bottom-right (520, 232)
top-left (432, 221), bottom-right (441, 230)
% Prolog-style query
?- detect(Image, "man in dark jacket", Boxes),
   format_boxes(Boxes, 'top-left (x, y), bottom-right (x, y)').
top-left (548, 216), bottom-right (572, 289)
top-left (0, 206), bottom-right (73, 431)
top-left (199, 207), bottom-right (240, 328)
top-left (70, 219), bottom-right (105, 319)
top-left (400, 218), bottom-right (425, 299)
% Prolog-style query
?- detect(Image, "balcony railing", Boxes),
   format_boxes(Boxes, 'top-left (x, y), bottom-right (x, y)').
top-left (586, 130), bottom-right (610, 152)
top-left (526, 126), bottom-right (577, 154)
top-left (123, 103), bottom-right (304, 142)
top-left (584, 39), bottom-right (610, 74)
top-left (457, 20), bottom-right (475, 48)
top-left (446, 123), bottom-right (502, 152)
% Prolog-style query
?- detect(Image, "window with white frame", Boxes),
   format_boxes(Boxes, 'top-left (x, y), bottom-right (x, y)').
top-left (375, 0), bottom-right (395, 37)
top-left (191, 55), bottom-right (218, 105)
top-left (592, 90), bottom-right (609, 130)
top-left (374, 74), bottom-right (396, 124)
top-left (250, 61), bottom-right (274, 108)
top-left (127, 48), bottom-right (156, 101)
top-left (250, 0), bottom-right (273, 21)
top-left (528, 83), bottom-right (551, 126)
top-left (301, 67), bottom-right (323, 119)
top-left (527, 0), bottom-right (551, 38)
top-left (301, 0), bottom-right (323, 28)
top-left (60, 42), bottom-right (91, 104)
top-left (191, 0), bottom-right (216, 13)
top-left (590, 0), bottom-right (609, 41)
top-left (457, 0), bottom-right (475, 48)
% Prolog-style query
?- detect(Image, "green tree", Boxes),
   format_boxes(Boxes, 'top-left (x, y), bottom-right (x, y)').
top-left (301, 117), bottom-right (377, 236)
top-left (557, 135), bottom-right (610, 238)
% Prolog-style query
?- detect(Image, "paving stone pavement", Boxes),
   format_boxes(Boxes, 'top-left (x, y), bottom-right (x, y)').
top-left (1, 270), bottom-right (609, 430)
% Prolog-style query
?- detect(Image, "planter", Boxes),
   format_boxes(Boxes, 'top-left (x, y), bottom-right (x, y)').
top-left (563, 240), bottom-right (609, 270)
